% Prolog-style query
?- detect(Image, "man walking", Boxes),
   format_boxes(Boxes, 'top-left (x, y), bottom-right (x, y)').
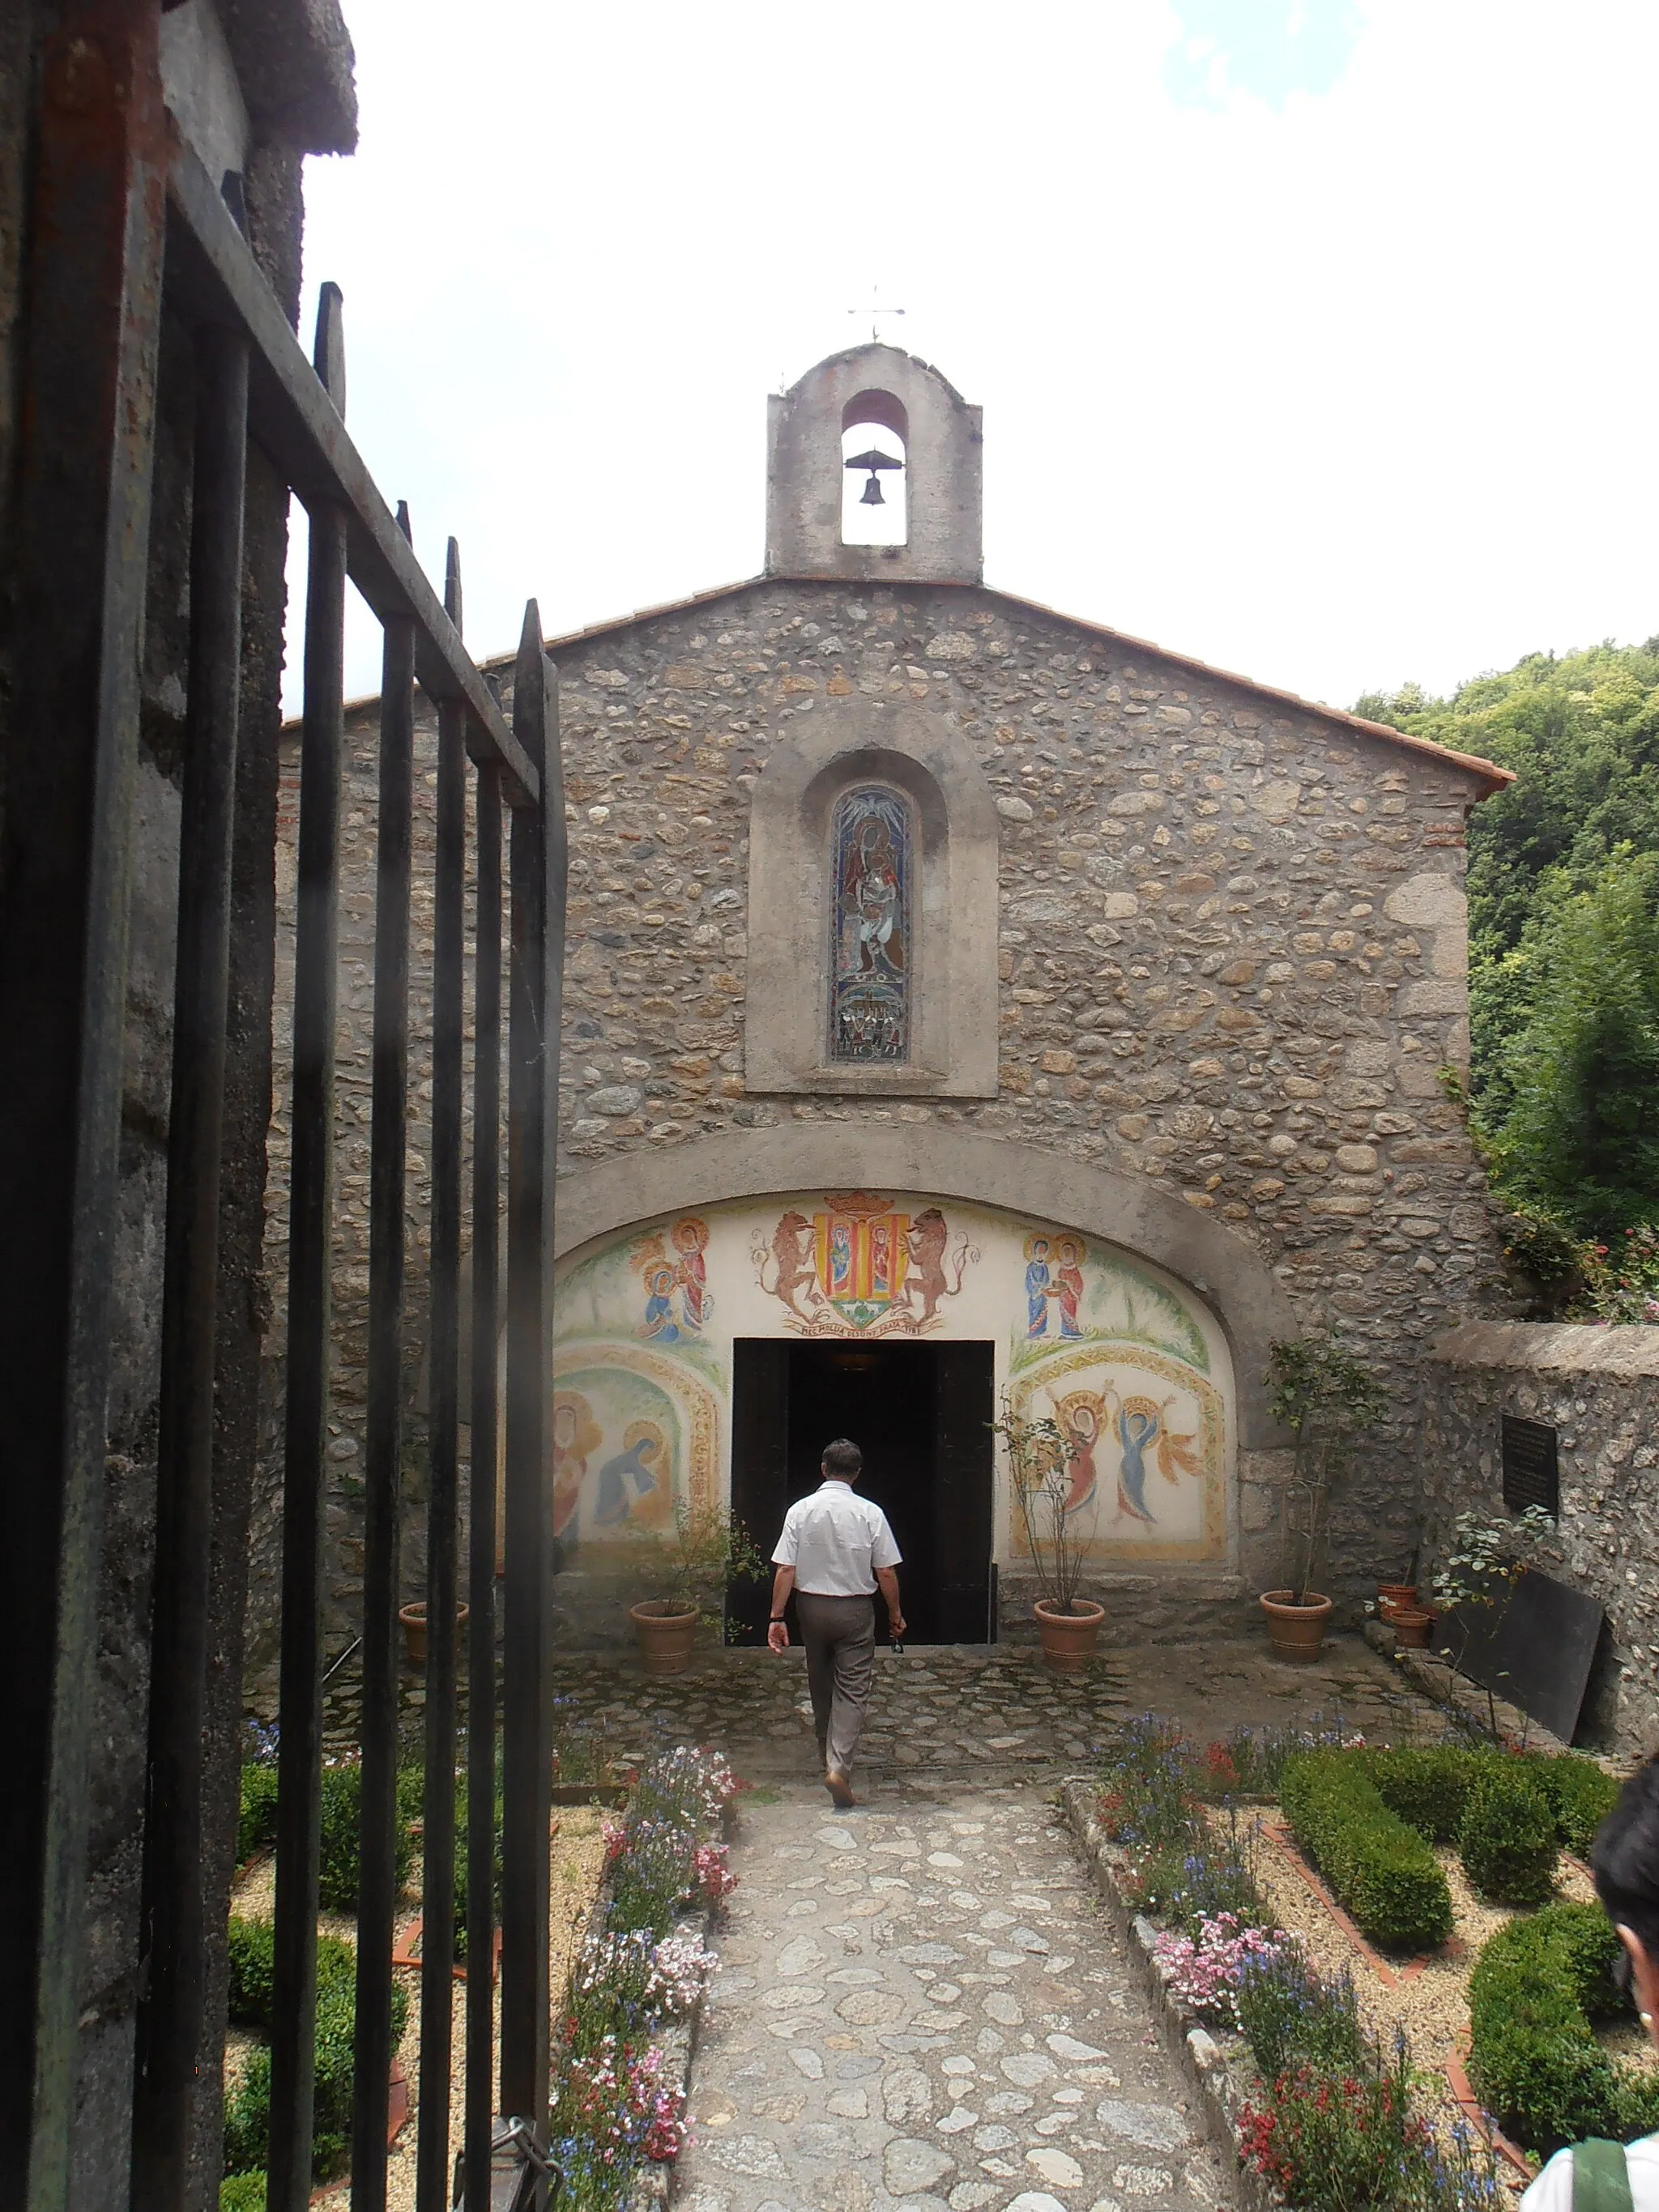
top-left (767, 1438), bottom-right (905, 1809)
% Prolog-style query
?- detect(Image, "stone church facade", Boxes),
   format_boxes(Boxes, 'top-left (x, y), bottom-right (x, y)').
top-left (261, 343), bottom-right (1509, 1652)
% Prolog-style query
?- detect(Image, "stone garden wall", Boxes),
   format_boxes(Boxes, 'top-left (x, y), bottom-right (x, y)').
top-left (1422, 1322), bottom-right (1659, 1756)
top-left (256, 576), bottom-right (1511, 1658)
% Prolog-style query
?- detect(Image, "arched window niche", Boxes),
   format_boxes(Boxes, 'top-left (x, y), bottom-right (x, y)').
top-left (745, 701), bottom-right (998, 1098)
top-left (840, 388), bottom-right (907, 548)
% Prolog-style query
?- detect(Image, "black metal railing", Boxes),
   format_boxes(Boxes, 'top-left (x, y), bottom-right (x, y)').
top-left (0, 34), bottom-right (564, 2205)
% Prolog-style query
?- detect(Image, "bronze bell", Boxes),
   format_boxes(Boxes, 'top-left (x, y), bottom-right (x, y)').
top-left (845, 445), bottom-right (901, 508)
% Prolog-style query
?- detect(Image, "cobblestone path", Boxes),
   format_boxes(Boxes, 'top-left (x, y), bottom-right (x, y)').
top-left (676, 1779), bottom-right (1235, 2212)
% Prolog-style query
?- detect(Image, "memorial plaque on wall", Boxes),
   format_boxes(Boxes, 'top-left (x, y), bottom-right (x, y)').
top-left (1501, 1414), bottom-right (1560, 1517)
top-left (1433, 1566), bottom-right (1603, 1743)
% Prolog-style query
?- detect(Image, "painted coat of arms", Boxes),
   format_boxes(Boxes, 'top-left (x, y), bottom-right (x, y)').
top-left (753, 1191), bottom-right (976, 1336)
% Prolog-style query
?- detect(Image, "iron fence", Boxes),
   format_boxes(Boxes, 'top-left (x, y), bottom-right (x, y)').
top-left (1, 30), bottom-right (564, 2208)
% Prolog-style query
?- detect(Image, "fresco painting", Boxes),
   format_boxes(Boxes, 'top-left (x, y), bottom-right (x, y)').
top-left (1008, 1340), bottom-right (1225, 1563)
top-left (749, 1191), bottom-right (978, 1336)
top-left (631, 1215), bottom-right (713, 1343)
top-left (554, 1192), bottom-right (1230, 1569)
top-left (549, 1349), bottom-right (718, 1563)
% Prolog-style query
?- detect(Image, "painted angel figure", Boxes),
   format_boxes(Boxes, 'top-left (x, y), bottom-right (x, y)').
top-left (1114, 1393), bottom-right (1203, 1526)
top-left (670, 1215), bottom-right (711, 1331)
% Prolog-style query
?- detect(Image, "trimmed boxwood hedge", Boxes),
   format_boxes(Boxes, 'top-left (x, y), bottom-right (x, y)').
top-left (223, 1968), bottom-right (410, 2178)
top-left (236, 1758), bottom-right (422, 1905)
top-left (1458, 1766), bottom-right (1560, 1906)
top-left (1362, 1745), bottom-right (1492, 1841)
top-left (226, 1915), bottom-right (355, 2029)
top-left (1469, 1902), bottom-right (1659, 2154)
top-left (1524, 1753), bottom-right (1621, 1857)
top-left (1278, 1747), bottom-right (1612, 1946)
top-left (237, 1763), bottom-right (280, 1867)
top-left (1281, 1751), bottom-right (1454, 1952)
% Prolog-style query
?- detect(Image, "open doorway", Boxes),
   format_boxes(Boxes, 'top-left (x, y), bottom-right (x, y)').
top-left (727, 1339), bottom-right (994, 1646)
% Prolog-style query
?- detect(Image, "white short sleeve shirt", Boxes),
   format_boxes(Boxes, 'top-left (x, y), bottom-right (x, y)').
top-left (772, 1481), bottom-right (902, 1597)
top-left (1522, 2133), bottom-right (1659, 2212)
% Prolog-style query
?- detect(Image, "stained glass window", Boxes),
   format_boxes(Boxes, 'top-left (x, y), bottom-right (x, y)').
top-left (829, 784), bottom-right (912, 1063)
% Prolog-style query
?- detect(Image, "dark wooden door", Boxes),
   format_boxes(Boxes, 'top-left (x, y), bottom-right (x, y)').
top-left (728, 1338), bottom-right (790, 1643)
top-left (932, 1341), bottom-right (996, 1642)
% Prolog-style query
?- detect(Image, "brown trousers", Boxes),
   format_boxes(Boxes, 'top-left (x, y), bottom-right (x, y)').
top-left (795, 1591), bottom-right (876, 1779)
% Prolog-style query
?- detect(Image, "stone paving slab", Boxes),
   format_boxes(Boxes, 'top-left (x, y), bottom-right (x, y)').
top-left (675, 1779), bottom-right (1235, 2212)
top-left (529, 1632), bottom-right (1438, 1788)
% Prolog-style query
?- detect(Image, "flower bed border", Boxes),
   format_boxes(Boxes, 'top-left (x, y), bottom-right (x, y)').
top-left (1061, 1777), bottom-right (1282, 2212)
top-left (1064, 1778), bottom-right (1540, 2209)
top-left (603, 1796), bottom-right (735, 2212)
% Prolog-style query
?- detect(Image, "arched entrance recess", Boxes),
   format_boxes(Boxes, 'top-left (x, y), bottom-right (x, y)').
top-left (554, 1125), bottom-right (1298, 1448)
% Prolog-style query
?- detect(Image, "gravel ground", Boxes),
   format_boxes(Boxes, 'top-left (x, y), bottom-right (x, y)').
top-left (227, 1809), bottom-right (608, 2206)
top-left (1244, 1814), bottom-right (1653, 2133)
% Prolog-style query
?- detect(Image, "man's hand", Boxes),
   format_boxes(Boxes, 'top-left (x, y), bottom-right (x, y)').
top-left (876, 1564), bottom-right (903, 1643)
top-left (767, 1563), bottom-right (795, 1653)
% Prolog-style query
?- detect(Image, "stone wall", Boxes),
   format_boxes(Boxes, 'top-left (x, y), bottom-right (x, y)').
top-left (262, 573), bottom-right (1509, 1647)
top-left (1422, 1322), bottom-right (1659, 1757)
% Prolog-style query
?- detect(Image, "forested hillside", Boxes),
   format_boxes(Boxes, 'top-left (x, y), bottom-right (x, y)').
top-left (1355, 641), bottom-right (1659, 1311)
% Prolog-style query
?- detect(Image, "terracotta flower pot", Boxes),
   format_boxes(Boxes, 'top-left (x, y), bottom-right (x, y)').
top-left (630, 1599), bottom-right (699, 1676)
top-left (1391, 1605), bottom-right (1435, 1649)
top-left (1034, 1597), bottom-right (1105, 1673)
top-left (1260, 1589), bottom-right (1333, 1662)
top-left (399, 1600), bottom-right (469, 1669)
top-left (1377, 1583), bottom-right (1419, 1623)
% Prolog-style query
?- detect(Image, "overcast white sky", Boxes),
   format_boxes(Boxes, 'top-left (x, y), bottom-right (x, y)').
top-left (290, 0), bottom-right (1659, 716)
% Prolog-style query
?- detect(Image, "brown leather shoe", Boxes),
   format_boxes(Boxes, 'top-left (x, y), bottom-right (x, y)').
top-left (825, 1767), bottom-right (855, 1809)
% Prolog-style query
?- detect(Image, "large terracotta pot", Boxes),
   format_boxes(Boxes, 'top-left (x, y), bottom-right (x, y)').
top-left (1034, 1597), bottom-right (1105, 1673)
top-left (399, 1601), bottom-right (469, 1668)
top-left (1260, 1589), bottom-right (1333, 1662)
top-left (630, 1600), bottom-right (699, 1675)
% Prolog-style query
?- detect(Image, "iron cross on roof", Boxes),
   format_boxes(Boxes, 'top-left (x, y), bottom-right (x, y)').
top-left (848, 292), bottom-right (906, 343)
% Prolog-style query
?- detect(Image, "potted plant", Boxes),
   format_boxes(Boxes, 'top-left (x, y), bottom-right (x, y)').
top-left (1260, 1335), bottom-right (1385, 1661)
top-left (1378, 1545), bottom-right (1420, 1622)
top-left (398, 1600), bottom-right (469, 1668)
top-left (628, 1502), bottom-right (766, 1675)
top-left (992, 1395), bottom-right (1102, 1671)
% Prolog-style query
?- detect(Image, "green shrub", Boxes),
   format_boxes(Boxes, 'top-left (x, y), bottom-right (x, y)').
top-left (237, 1763), bottom-right (280, 1866)
top-left (1458, 1767), bottom-right (1560, 1905)
top-left (1362, 1746), bottom-right (1491, 1843)
top-left (315, 1763), bottom-right (416, 1913)
top-left (1280, 1752), bottom-right (1453, 1952)
top-left (223, 1965), bottom-right (409, 2177)
top-left (1525, 1753), bottom-right (1621, 1856)
top-left (452, 1779), bottom-right (504, 1961)
top-left (219, 2174), bottom-right (266, 2212)
top-left (226, 1916), bottom-right (355, 2030)
top-left (1468, 1902), bottom-right (1659, 2154)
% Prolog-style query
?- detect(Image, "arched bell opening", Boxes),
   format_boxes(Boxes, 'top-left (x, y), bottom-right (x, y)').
top-left (841, 387), bottom-right (908, 547)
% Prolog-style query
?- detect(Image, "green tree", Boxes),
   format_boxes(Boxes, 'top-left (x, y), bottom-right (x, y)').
top-left (1357, 640), bottom-right (1659, 1239)
top-left (1478, 855), bottom-right (1659, 1236)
